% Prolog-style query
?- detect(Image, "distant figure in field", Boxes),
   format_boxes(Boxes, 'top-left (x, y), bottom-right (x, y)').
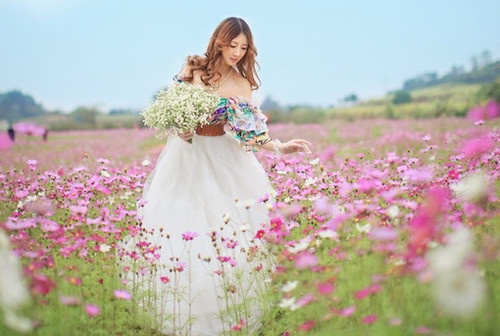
top-left (7, 124), bottom-right (15, 142)
top-left (42, 128), bottom-right (49, 142)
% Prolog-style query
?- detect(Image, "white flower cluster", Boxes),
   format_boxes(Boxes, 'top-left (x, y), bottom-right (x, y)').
top-left (0, 230), bottom-right (33, 332)
top-left (141, 82), bottom-right (220, 138)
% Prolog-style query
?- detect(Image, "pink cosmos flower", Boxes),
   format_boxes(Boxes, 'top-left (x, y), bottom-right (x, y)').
top-left (181, 231), bottom-right (198, 241)
top-left (415, 326), bottom-right (433, 334)
top-left (114, 289), bottom-right (132, 300)
top-left (467, 100), bottom-right (499, 121)
top-left (0, 132), bottom-right (13, 150)
top-left (461, 134), bottom-right (494, 159)
top-left (31, 274), bottom-right (56, 295)
top-left (297, 320), bottom-right (315, 331)
top-left (5, 218), bottom-right (37, 230)
top-left (254, 229), bottom-right (265, 239)
top-left (175, 262), bottom-right (186, 272)
top-left (296, 293), bottom-right (315, 307)
top-left (84, 304), bottom-right (100, 318)
top-left (25, 159), bottom-right (38, 170)
top-left (295, 251), bottom-right (318, 269)
top-left (59, 296), bottom-right (81, 306)
top-left (69, 205), bottom-right (88, 216)
top-left (331, 305), bottom-right (356, 317)
top-left (231, 319), bottom-right (246, 331)
top-left (354, 284), bottom-right (382, 300)
top-left (362, 314), bottom-right (378, 324)
top-left (317, 282), bottom-right (336, 295)
top-left (368, 227), bottom-right (398, 241)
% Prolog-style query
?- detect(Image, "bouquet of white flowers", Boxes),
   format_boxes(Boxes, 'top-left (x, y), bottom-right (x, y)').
top-left (141, 82), bottom-right (220, 141)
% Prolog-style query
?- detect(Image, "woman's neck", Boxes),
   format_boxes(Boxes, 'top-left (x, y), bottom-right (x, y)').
top-left (217, 64), bottom-right (233, 76)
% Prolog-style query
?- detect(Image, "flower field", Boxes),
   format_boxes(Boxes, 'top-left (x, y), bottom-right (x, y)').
top-left (0, 117), bottom-right (499, 335)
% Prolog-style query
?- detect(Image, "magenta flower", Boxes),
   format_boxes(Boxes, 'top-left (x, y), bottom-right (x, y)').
top-left (0, 132), bottom-right (13, 150)
top-left (296, 293), bottom-right (315, 307)
top-left (181, 231), bottom-right (198, 241)
top-left (175, 262), bottom-right (186, 272)
top-left (31, 274), bottom-right (56, 295)
top-left (354, 284), bottom-right (382, 300)
top-left (84, 304), bottom-right (100, 318)
top-left (332, 305), bottom-right (356, 317)
top-left (316, 282), bottom-right (336, 295)
top-left (362, 314), bottom-right (378, 324)
top-left (295, 252), bottom-right (318, 269)
top-left (415, 326), bottom-right (433, 334)
top-left (113, 289), bottom-right (132, 300)
top-left (368, 227), bottom-right (398, 241)
top-left (461, 134), bottom-right (494, 159)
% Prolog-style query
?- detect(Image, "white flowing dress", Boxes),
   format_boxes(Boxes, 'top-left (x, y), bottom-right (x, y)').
top-left (136, 75), bottom-right (275, 335)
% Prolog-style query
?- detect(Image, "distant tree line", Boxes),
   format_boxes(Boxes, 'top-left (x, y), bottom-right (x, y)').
top-left (0, 90), bottom-right (47, 122)
top-left (0, 90), bottom-right (141, 129)
top-left (403, 50), bottom-right (499, 90)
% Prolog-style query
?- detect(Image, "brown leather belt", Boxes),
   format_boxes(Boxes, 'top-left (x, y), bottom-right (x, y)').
top-left (195, 124), bottom-right (225, 136)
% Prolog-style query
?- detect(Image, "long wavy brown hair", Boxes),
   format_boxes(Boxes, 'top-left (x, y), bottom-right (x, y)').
top-left (182, 17), bottom-right (260, 90)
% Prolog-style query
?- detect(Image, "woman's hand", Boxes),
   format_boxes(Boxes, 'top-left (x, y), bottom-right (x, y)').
top-left (178, 130), bottom-right (194, 143)
top-left (277, 139), bottom-right (312, 154)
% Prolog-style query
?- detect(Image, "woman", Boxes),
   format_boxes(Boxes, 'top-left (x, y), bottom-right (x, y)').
top-left (138, 17), bottom-right (311, 335)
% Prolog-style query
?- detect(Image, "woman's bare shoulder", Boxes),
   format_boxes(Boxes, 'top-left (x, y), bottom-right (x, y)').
top-left (235, 74), bottom-right (253, 98)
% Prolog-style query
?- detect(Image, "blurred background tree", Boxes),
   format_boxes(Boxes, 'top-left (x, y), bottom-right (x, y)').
top-left (0, 90), bottom-right (47, 122)
top-left (393, 90), bottom-right (413, 104)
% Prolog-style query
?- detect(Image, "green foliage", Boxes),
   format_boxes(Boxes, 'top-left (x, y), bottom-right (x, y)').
top-left (384, 105), bottom-right (396, 119)
top-left (392, 90), bottom-right (412, 105)
top-left (403, 50), bottom-right (500, 90)
top-left (0, 90), bottom-right (47, 122)
top-left (70, 106), bottom-right (101, 126)
top-left (343, 93), bottom-right (358, 103)
top-left (477, 77), bottom-right (500, 102)
top-left (289, 107), bottom-right (326, 124)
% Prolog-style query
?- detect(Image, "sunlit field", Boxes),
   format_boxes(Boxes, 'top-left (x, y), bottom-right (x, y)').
top-left (0, 117), bottom-right (499, 335)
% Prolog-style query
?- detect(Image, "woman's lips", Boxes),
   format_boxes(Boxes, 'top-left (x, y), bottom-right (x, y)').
top-left (230, 58), bottom-right (239, 63)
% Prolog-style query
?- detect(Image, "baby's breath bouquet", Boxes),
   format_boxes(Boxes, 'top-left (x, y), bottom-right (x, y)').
top-left (141, 82), bottom-right (220, 141)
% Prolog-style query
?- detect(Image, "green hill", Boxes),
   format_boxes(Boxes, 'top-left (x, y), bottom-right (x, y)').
top-left (326, 82), bottom-right (488, 119)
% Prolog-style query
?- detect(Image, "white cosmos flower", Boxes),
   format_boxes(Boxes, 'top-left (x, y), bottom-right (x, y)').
top-left (427, 227), bottom-right (485, 317)
top-left (287, 240), bottom-right (310, 254)
top-left (304, 177), bottom-right (317, 187)
top-left (99, 244), bottom-right (111, 253)
top-left (141, 159), bottom-right (151, 167)
top-left (317, 230), bottom-right (339, 240)
top-left (310, 158), bottom-right (320, 166)
top-left (355, 223), bottom-right (371, 234)
top-left (0, 230), bottom-right (33, 332)
top-left (281, 280), bottom-right (299, 292)
top-left (450, 171), bottom-right (489, 203)
top-left (278, 297), bottom-right (299, 310)
top-left (387, 205), bottom-right (400, 218)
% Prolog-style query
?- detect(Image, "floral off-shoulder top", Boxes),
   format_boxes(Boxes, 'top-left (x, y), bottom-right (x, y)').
top-left (173, 74), bottom-right (272, 152)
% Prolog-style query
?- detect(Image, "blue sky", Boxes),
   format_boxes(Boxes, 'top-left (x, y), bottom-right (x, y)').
top-left (1, 0), bottom-right (499, 112)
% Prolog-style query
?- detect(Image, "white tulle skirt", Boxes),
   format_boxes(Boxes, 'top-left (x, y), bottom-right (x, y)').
top-left (136, 132), bottom-right (275, 335)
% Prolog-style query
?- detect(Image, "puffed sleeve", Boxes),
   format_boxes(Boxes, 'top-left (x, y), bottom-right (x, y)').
top-left (225, 97), bottom-right (272, 152)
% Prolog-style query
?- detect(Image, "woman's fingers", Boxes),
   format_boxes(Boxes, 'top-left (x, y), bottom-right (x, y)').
top-left (293, 139), bottom-right (312, 146)
top-left (178, 131), bottom-right (194, 142)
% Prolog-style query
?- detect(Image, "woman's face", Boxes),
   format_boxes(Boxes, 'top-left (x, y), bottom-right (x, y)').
top-left (221, 33), bottom-right (248, 67)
